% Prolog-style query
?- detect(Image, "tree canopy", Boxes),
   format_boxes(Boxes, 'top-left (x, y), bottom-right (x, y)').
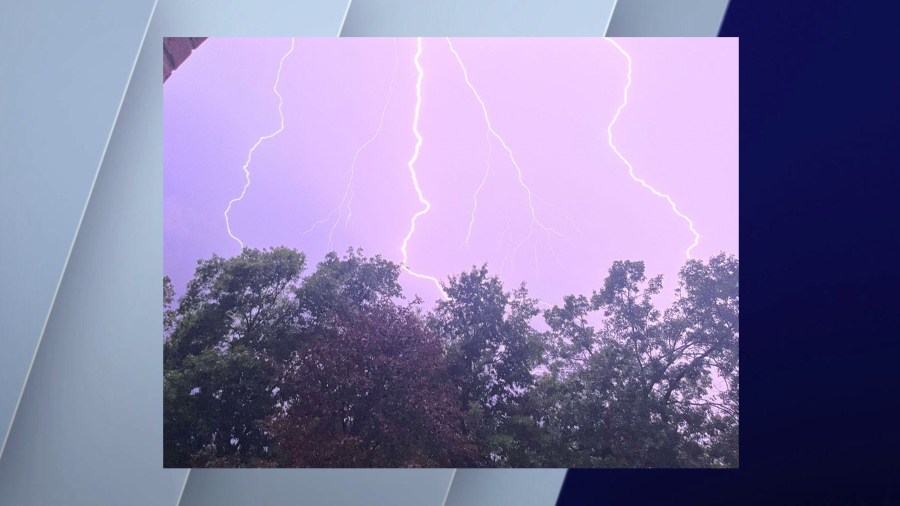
top-left (164, 247), bottom-right (738, 468)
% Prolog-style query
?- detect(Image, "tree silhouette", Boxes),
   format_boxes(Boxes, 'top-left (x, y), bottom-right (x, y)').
top-left (164, 248), bottom-right (739, 468)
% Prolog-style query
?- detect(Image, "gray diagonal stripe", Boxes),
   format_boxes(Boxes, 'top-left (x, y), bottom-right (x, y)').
top-left (340, 0), bottom-right (616, 36)
top-left (606, 0), bottom-right (732, 36)
top-left (0, 0), bottom-right (160, 463)
top-left (444, 470), bottom-right (568, 506)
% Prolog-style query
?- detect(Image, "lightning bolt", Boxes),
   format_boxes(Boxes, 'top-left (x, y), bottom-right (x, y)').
top-left (446, 38), bottom-right (564, 273)
top-left (224, 37), bottom-right (295, 251)
top-left (605, 38), bottom-right (700, 259)
top-left (496, 217), bottom-right (513, 253)
top-left (401, 38), bottom-right (449, 300)
top-left (325, 39), bottom-right (400, 251)
top-left (537, 196), bottom-right (587, 240)
top-left (301, 216), bottom-right (329, 236)
top-left (463, 130), bottom-right (493, 246)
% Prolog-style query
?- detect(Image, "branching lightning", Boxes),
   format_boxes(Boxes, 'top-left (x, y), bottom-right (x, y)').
top-left (446, 37), bottom-right (564, 273)
top-left (325, 39), bottom-right (400, 250)
top-left (224, 38), bottom-right (295, 251)
top-left (215, 38), bottom-right (706, 304)
top-left (401, 38), bottom-right (449, 300)
top-left (538, 196), bottom-right (587, 240)
top-left (605, 38), bottom-right (700, 259)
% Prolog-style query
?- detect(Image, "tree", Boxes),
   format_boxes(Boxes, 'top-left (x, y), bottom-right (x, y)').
top-left (270, 249), bottom-right (479, 467)
top-left (165, 345), bottom-right (276, 467)
top-left (540, 253), bottom-right (739, 467)
top-left (165, 247), bottom-right (480, 467)
top-left (429, 265), bottom-right (545, 466)
top-left (163, 247), bottom-right (305, 467)
top-left (163, 247), bottom-right (739, 468)
top-left (163, 275), bottom-right (177, 338)
top-left (273, 301), bottom-right (481, 467)
top-left (295, 248), bottom-right (403, 331)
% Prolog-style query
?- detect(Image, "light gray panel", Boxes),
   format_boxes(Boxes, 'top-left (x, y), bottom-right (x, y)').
top-left (0, 1), bottom-right (352, 505)
top-left (151, 0), bottom-right (351, 36)
top-left (341, 0), bottom-right (617, 36)
top-left (606, 0), bottom-right (731, 36)
top-left (0, 0), bottom-right (158, 457)
top-left (445, 470), bottom-right (568, 506)
top-left (0, 6), bottom-right (180, 503)
top-left (180, 469), bottom-right (454, 506)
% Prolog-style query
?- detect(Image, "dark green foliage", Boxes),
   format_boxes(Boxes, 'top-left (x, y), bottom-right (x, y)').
top-left (164, 248), bottom-right (739, 468)
top-left (163, 275), bottom-right (176, 336)
top-left (539, 254), bottom-right (740, 467)
top-left (428, 266), bottom-right (545, 465)
top-left (164, 247), bottom-right (305, 467)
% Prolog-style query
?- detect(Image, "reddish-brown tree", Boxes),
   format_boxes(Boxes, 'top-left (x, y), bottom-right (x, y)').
top-left (273, 301), bottom-right (483, 467)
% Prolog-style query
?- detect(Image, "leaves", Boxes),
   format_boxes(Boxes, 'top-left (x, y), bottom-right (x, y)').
top-left (164, 249), bottom-right (739, 468)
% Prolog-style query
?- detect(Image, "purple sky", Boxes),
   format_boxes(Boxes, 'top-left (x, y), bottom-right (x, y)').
top-left (164, 37), bottom-right (738, 309)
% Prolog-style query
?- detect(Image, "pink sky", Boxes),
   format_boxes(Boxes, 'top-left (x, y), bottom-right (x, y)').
top-left (164, 37), bottom-right (737, 308)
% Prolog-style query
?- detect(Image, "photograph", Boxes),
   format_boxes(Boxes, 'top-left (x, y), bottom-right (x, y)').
top-left (163, 37), bottom-right (738, 468)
